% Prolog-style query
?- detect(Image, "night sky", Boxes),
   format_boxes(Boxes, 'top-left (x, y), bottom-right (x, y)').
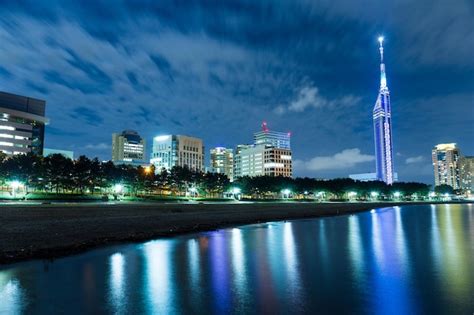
top-left (0, 1), bottom-right (473, 184)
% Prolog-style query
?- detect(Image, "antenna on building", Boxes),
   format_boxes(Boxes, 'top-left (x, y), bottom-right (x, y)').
top-left (262, 121), bottom-right (269, 132)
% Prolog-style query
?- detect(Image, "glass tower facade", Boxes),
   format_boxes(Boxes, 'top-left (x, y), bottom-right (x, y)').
top-left (373, 38), bottom-right (395, 184)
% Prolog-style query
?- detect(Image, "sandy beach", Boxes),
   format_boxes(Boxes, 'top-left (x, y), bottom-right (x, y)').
top-left (0, 201), bottom-right (465, 264)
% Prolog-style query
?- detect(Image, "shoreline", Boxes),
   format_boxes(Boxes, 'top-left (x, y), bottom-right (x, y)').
top-left (0, 201), bottom-right (469, 265)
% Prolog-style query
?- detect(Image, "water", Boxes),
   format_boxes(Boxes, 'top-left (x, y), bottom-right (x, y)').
top-left (1, 204), bottom-right (473, 314)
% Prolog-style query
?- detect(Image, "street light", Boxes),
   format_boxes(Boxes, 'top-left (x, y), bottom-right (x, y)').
top-left (144, 166), bottom-right (152, 174)
top-left (231, 187), bottom-right (241, 200)
top-left (393, 191), bottom-right (401, 199)
top-left (281, 189), bottom-right (291, 199)
top-left (348, 191), bottom-right (357, 200)
top-left (189, 187), bottom-right (198, 198)
top-left (370, 191), bottom-right (379, 200)
top-left (113, 184), bottom-right (124, 194)
top-left (8, 180), bottom-right (24, 199)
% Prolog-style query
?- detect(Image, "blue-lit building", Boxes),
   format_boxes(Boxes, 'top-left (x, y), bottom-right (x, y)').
top-left (373, 37), bottom-right (395, 184)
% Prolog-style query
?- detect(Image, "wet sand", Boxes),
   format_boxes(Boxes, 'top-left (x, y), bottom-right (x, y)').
top-left (0, 201), bottom-right (462, 264)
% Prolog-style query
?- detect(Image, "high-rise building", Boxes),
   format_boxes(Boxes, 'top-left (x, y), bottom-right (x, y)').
top-left (234, 144), bottom-right (292, 178)
top-left (150, 135), bottom-right (204, 172)
top-left (432, 143), bottom-right (461, 189)
top-left (373, 37), bottom-right (395, 185)
top-left (459, 156), bottom-right (474, 193)
top-left (210, 147), bottom-right (234, 181)
top-left (234, 124), bottom-right (292, 178)
top-left (112, 130), bottom-right (146, 166)
top-left (254, 121), bottom-right (291, 149)
top-left (0, 91), bottom-right (48, 156)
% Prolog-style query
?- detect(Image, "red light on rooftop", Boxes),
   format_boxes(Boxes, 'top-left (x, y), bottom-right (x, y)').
top-left (262, 121), bottom-right (269, 132)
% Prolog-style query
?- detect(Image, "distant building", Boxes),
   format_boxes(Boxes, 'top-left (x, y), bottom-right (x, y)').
top-left (459, 156), bottom-right (474, 193)
top-left (349, 173), bottom-right (378, 182)
top-left (254, 121), bottom-right (291, 149)
top-left (234, 144), bottom-right (292, 178)
top-left (43, 148), bottom-right (74, 160)
top-left (210, 147), bottom-right (234, 181)
top-left (0, 91), bottom-right (48, 156)
top-left (432, 143), bottom-right (461, 189)
top-left (234, 123), bottom-right (292, 178)
top-left (150, 135), bottom-right (204, 172)
top-left (112, 130), bottom-right (146, 166)
top-left (349, 172), bottom-right (398, 182)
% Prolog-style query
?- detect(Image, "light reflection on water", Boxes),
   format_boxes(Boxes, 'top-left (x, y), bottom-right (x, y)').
top-left (0, 204), bottom-right (473, 314)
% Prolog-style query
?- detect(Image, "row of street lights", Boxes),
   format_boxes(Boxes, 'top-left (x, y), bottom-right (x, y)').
top-left (1, 179), bottom-right (451, 202)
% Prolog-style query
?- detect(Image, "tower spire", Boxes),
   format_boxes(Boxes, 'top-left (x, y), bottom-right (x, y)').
top-left (378, 36), bottom-right (387, 89)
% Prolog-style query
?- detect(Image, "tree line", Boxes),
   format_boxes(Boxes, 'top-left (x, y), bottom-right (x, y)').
top-left (0, 152), bottom-right (434, 199)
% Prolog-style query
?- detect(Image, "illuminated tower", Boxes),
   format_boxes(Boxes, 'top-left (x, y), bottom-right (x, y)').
top-left (373, 37), bottom-right (395, 184)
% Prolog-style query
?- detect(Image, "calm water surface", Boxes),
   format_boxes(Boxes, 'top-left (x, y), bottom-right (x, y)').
top-left (1, 204), bottom-right (473, 314)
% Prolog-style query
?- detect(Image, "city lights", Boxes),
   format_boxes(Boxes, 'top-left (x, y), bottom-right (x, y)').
top-left (281, 189), bottom-right (292, 199)
top-left (113, 184), bottom-right (124, 194)
top-left (370, 191), bottom-right (379, 200)
top-left (8, 180), bottom-right (25, 198)
top-left (393, 191), bottom-right (401, 199)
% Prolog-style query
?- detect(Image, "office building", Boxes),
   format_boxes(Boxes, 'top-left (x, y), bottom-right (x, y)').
top-left (112, 130), bottom-right (146, 166)
top-left (373, 37), bottom-right (395, 184)
top-left (432, 143), bottom-right (461, 189)
top-left (150, 135), bottom-right (204, 172)
top-left (254, 121), bottom-right (291, 149)
top-left (459, 156), bottom-right (474, 193)
top-left (0, 91), bottom-right (48, 156)
top-left (210, 147), bottom-right (234, 181)
top-left (43, 148), bottom-right (74, 160)
top-left (234, 144), bottom-right (292, 178)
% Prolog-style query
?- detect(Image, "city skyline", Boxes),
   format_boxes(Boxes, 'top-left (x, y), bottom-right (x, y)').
top-left (0, 1), bottom-right (472, 183)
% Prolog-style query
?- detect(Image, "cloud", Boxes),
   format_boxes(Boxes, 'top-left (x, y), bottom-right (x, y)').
top-left (276, 85), bottom-right (360, 114)
top-left (294, 148), bottom-right (374, 171)
top-left (405, 155), bottom-right (425, 164)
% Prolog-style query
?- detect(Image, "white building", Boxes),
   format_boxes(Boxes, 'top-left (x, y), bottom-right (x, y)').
top-left (432, 143), bottom-right (461, 189)
top-left (234, 144), bottom-right (292, 178)
top-left (112, 130), bottom-right (146, 166)
top-left (210, 147), bottom-right (234, 181)
top-left (150, 135), bottom-right (204, 172)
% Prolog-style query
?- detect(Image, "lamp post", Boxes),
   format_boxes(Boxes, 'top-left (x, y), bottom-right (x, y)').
top-left (393, 191), bottom-right (401, 200)
top-left (9, 181), bottom-right (23, 199)
top-left (231, 187), bottom-right (241, 200)
top-left (348, 191), bottom-right (357, 201)
top-left (281, 189), bottom-right (291, 199)
top-left (189, 187), bottom-right (198, 198)
top-left (370, 191), bottom-right (379, 201)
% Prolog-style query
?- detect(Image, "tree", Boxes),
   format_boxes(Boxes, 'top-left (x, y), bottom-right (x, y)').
top-left (435, 184), bottom-right (454, 195)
